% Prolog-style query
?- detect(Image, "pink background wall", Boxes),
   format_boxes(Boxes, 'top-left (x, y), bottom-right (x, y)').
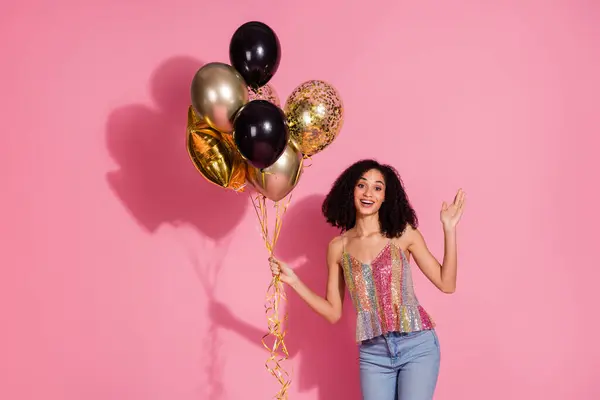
top-left (1, 0), bottom-right (599, 399)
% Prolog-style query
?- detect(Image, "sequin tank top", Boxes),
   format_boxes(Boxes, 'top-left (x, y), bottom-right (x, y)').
top-left (341, 239), bottom-right (435, 343)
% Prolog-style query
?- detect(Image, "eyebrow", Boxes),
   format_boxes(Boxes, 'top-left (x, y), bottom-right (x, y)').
top-left (359, 177), bottom-right (385, 185)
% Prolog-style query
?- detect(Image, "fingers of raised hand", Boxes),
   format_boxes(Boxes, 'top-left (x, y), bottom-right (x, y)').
top-left (450, 190), bottom-right (466, 220)
top-left (452, 189), bottom-right (465, 207)
top-left (457, 189), bottom-right (466, 209)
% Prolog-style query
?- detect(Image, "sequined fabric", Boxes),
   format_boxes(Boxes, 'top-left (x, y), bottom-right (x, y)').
top-left (341, 241), bottom-right (435, 343)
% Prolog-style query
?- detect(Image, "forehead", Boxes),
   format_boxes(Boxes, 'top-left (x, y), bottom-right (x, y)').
top-left (359, 168), bottom-right (385, 183)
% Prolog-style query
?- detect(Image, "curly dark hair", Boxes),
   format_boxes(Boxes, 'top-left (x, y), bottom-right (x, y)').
top-left (321, 159), bottom-right (418, 237)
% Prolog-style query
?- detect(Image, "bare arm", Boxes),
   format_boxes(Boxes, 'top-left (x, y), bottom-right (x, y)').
top-left (406, 188), bottom-right (465, 294)
top-left (270, 237), bottom-right (345, 324)
top-left (406, 226), bottom-right (457, 294)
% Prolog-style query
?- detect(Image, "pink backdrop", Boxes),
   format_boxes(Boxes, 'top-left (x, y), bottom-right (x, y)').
top-left (1, 0), bottom-right (599, 399)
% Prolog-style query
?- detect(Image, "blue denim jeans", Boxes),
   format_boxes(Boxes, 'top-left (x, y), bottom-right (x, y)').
top-left (358, 329), bottom-right (441, 400)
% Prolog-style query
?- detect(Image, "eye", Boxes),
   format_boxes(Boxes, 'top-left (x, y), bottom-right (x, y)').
top-left (357, 183), bottom-right (365, 189)
top-left (375, 186), bottom-right (383, 191)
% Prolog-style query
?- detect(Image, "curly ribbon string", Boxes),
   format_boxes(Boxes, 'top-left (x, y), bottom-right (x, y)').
top-left (302, 154), bottom-right (313, 168)
top-left (232, 182), bottom-right (247, 192)
top-left (250, 193), bottom-right (293, 399)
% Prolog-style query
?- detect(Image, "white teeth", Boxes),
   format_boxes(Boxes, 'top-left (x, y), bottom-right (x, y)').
top-left (360, 200), bottom-right (374, 205)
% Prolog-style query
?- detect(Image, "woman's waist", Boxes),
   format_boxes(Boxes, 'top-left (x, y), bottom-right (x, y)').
top-left (353, 305), bottom-right (436, 342)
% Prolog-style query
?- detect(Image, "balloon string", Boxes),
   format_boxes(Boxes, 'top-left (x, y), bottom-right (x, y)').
top-left (250, 193), bottom-right (293, 399)
top-left (232, 183), bottom-right (247, 192)
top-left (302, 154), bottom-right (313, 168)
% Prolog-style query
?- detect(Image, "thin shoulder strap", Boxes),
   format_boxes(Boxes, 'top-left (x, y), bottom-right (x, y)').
top-left (338, 233), bottom-right (347, 266)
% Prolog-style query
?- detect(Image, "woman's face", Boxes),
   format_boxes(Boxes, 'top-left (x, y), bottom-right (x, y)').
top-left (354, 168), bottom-right (385, 217)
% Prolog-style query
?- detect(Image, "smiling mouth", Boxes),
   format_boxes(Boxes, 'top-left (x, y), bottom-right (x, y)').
top-left (360, 200), bottom-right (374, 206)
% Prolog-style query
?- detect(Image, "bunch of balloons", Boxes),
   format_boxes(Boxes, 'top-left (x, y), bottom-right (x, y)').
top-left (185, 21), bottom-right (344, 399)
top-left (187, 21), bottom-right (344, 203)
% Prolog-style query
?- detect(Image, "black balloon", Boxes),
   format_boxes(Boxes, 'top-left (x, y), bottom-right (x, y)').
top-left (233, 100), bottom-right (289, 170)
top-left (229, 21), bottom-right (281, 89)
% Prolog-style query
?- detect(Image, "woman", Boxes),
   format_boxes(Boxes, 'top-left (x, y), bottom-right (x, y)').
top-left (269, 159), bottom-right (466, 400)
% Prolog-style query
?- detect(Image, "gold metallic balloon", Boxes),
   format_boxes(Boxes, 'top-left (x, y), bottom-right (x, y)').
top-left (248, 83), bottom-right (280, 107)
top-left (246, 139), bottom-right (303, 202)
top-left (220, 133), bottom-right (248, 192)
top-left (284, 80), bottom-right (344, 157)
top-left (186, 106), bottom-right (247, 191)
top-left (190, 62), bottom-right (248, 134)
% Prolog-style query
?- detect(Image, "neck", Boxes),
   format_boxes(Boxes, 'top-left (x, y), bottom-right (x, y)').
top-left (354, 213), bottom-right (381, 237)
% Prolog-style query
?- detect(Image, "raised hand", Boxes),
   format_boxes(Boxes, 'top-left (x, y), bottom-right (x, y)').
top-left (440, 188), bottom-right (466, 230)
top-left (268, 256), bottom-right (298, 285)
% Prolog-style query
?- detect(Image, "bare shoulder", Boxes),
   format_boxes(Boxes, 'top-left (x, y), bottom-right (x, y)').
top-left (401, 225), bottom-right (425, 248)
top-left (403, 224), bottom-right (418, 238)
top-left (327, 235), bottom-right (345, 263)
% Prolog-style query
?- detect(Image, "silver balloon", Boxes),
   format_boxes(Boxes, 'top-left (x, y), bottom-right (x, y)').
top-left (190, 62), bottom-right (248, 134)
top-left (246, 140), bottom-right (304, 202)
